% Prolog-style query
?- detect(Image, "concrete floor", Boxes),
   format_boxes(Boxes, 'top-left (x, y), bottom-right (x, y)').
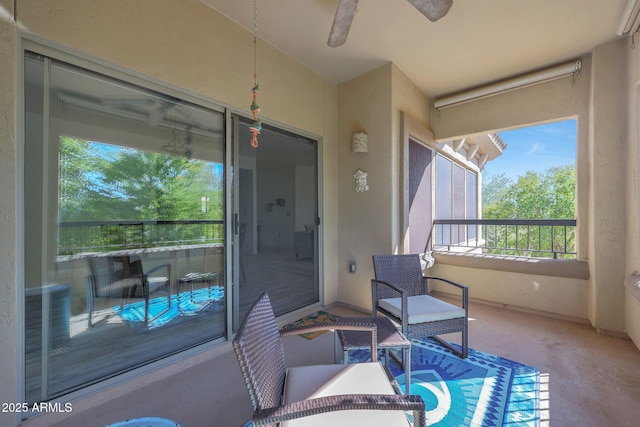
top-left (28, 298), bottom-right (640, 427)
top-left (452, 301), bottom-right (640, 427)
top-left (294, 300), bottom-right (640, 427)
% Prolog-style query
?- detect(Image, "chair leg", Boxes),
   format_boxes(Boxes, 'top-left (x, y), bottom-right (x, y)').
top-left (432, 335), bottom-right (468, 359)
top-left (144, 291), bottom-right (150, 325)
top-left (461, 320), bottom-right (468, 358)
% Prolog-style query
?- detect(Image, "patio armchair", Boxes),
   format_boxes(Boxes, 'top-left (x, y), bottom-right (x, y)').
top-left (372, 254), bottom-right (468, 358)
top-left (233, 292), bottom-right (426, 427)
top-left (87, 255), bottom-right (171, 327)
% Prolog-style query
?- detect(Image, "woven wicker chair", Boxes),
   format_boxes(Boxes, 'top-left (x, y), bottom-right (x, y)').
top-left (233, 292), bottom-right (426, 427)
top-left (372, 254), bottom-right (468, 358)
top-left (87, 255), bottom-right (171, 327)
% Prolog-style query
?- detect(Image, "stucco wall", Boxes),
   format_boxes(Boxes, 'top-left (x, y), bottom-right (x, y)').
top-left (429, 47), bottom-right (631, 334)
top-left (391, 64), bottom-right (432, 253)
top-left (337, 64), bottom-right (394, 310)
top-left (336, 63), bottom-right (431, 312)
top-left (625, 35), bottom-right (640, 348)
top-left (429, 260), bottom-right (589, 320)
top-left (588, 40), bottom-right (627, 332)
top-left (0, 0), bottom-right (338, 425)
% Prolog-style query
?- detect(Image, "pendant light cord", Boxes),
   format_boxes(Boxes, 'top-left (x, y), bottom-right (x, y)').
top-left (253, 0), bottom-right (258, 85)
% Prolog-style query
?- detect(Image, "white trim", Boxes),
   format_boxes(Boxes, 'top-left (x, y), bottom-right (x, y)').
top-left (16, 36), bottom-right (27, 426)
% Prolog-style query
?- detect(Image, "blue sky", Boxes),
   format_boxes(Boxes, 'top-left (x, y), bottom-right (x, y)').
top-left (486, 119), bottom-right (576, 180)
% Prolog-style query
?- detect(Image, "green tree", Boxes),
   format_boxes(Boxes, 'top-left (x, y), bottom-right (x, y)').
top-left (483, 165), bottom-right (575, 219)
top-left (58, 137), bottom-right (223, 253)
top-left (59, 139), bottom-right (221, 222)
top-left (59, 137), bottom-right (95, 221)
top-left (482, 172), bottom-right (512, 208)
top-left (482, 165), bottom-right (576, 258)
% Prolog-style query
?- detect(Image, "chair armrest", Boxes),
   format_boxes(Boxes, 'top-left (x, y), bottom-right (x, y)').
top-left (423, 276), bottom-right (467, 291)
top-left (371, 278), bottom-right (406, 297)
top-left (280, 320), bottom-right (378, 361)
top-left (145, 263), bottom-right (172, 277)
top-left (371, 279), bottom-right (410, 335)
top-left (423, 276), bottom-right (469, 309)
top-left (253, 393), bottom-right (426, 427)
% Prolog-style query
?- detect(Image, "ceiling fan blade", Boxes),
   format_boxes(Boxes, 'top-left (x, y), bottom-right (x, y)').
top-left (407, 0), bottom-right (453, 22)
top-left (146, 104), bottom-right (167, 127)
top-left (146, 96), bottom-right (179, 127)
top-left (327, 0), bottom-right (359, 47)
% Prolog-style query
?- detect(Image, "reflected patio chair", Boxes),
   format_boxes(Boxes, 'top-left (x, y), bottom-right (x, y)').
top-left (372, 254), bottom-right (469, 358)
top-left (87, 255), bottom-right (171, 327)
top-left (232, 292), bottom-right (425, 427)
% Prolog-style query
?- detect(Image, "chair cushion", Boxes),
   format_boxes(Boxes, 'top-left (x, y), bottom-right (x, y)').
top-left (379, 295), bottom-right (465, 324)
top-left (282, 362), bottom-right (410, 427)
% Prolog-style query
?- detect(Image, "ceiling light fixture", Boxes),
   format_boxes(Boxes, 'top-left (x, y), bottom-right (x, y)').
top-left (433, 59), bottom-right (582, 110)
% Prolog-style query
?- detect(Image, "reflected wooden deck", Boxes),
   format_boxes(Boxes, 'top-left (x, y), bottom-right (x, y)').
top-left (27, 247), bottom-right (317, 403)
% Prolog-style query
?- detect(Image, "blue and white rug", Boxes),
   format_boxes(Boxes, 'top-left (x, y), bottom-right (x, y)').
top-left (351, 338), bottom-right (540, 427)
top-left (114, 286), bottom-right (224, 330)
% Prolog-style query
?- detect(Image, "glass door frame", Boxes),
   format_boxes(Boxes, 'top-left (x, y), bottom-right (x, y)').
top-left (226, 111), bottom-right (323, 333)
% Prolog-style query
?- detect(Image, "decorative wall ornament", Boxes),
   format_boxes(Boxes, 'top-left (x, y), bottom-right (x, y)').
top-left (352, 132), bottom-right (368, 154)
top-left (354, 169), bottom-right (369, 192)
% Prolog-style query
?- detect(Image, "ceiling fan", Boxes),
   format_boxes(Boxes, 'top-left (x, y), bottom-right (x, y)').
top-left (100, 95), bottom-right (180, 127)
top-left (328, 0), bottom-right (453, 47)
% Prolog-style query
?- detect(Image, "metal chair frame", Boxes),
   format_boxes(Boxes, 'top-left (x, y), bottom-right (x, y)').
top-left (87, 255), bottom-right (171, 327)
top-left (232, 292), bottom-right (426, 427)
top-left (371, 254), bottom-right (469, 358)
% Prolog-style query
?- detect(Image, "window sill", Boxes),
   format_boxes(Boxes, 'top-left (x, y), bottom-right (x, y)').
top-left (432, 251), bottom-right (590, 280)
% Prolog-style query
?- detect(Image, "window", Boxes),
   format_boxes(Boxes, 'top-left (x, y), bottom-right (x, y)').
top-left (481, 119), bottom-right (577, 258)
top-left (434, 154), bottom-right (478, 247)
top-left (433, 119), bottom-right (577, 259)
top-left (24, 52), bottom-right (226, 404)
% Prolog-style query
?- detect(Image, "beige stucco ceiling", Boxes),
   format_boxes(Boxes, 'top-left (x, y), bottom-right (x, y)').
top-left (200, 0), bottom-right (630, 98)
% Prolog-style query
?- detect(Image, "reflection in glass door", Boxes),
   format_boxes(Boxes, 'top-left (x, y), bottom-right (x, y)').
top-left (23, 52), bottom-right (227, 405)
top-left (232, 117), bottom-right (319, 323)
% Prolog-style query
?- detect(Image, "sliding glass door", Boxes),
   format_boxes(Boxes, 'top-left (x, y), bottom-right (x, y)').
top-left (22, 48), bottom-right (320, 408)
top-left (24, 52), bottom-right (227, 404)
top-left (231, 116), bottom-right (319, 325)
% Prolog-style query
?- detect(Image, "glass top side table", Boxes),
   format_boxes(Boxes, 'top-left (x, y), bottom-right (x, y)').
top-left (335, 316), bottom-right (412, 394)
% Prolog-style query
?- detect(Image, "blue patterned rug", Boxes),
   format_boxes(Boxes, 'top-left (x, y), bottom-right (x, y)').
top-left (114, 286), bottom-right (224, 329)
top-left (351, 337), bottom-right (540, 427)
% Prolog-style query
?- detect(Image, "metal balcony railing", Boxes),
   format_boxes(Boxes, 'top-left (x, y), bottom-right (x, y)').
top-left (58, 220), bottom-right (224, 255)
top-left (432, 219), bottom-right (577, 259)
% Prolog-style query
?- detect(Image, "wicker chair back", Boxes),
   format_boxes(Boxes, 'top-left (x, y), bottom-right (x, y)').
top-left (372, 254), bottom-right (425, 297)
top-left (232, 293), bottom-right (287, 412)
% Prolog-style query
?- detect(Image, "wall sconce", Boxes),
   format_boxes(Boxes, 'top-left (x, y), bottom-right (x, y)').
top-left (352, 132), bottom-right (368, 154)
